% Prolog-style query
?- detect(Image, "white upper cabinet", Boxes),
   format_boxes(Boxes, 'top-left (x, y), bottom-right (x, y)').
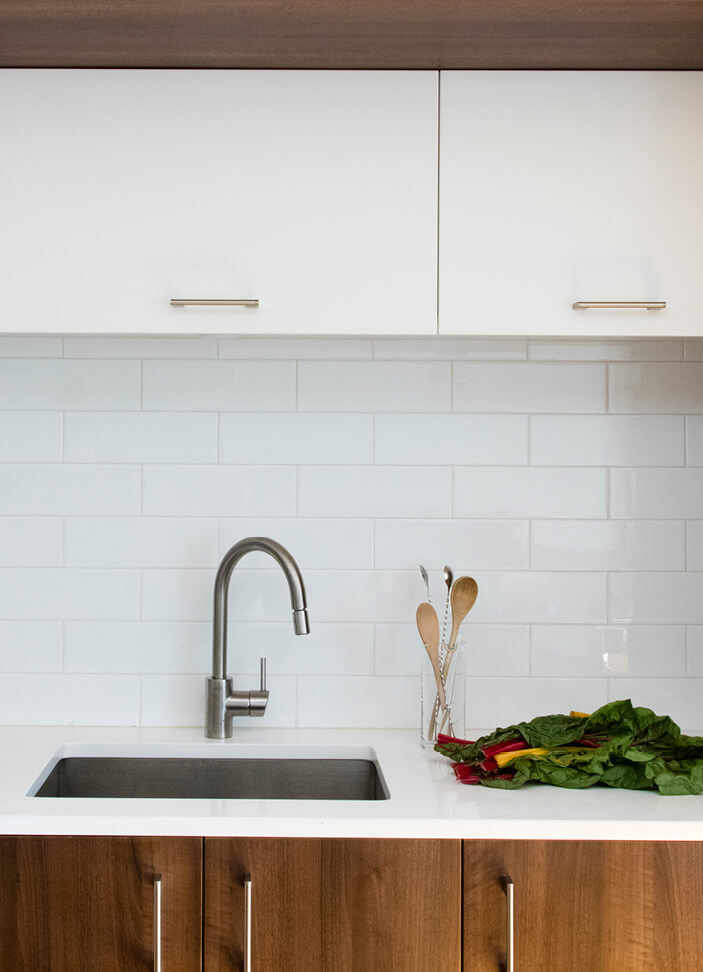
top-left (439, 72), bottom-right (703, 336)
top-left (0, 71), bottom-right (438, 335)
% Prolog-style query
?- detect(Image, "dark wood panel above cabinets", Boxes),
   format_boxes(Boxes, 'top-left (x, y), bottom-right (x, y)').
top-left (2, 0), bottom-right (703, 70)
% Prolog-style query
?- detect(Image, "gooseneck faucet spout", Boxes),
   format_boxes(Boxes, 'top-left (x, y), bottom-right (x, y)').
top-left (206, 537), bottom-right (309, 739)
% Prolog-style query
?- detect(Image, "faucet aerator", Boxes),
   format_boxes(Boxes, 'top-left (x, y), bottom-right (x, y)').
top-left (293, 609), bottom-right (310, 635)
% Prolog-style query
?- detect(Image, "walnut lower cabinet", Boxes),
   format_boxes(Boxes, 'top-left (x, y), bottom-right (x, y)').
top-left (0, 836), bottom-right (202, 971)
top-left (203, 837), bottom-right (462, 971)
top-left (463, 839), bottom-right (703, 972)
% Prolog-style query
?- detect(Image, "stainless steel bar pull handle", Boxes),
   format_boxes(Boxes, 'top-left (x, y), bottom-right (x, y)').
top-left (243, 874), bottom-right (252, 972)
top-left (153, 873), bottom-right (162, 972)
top-left (504, 875), bottom-right (515, 972)
top-left (170, 298), bottom-right (259, 307)
top-left (572, 301), bottom-right (666, 310)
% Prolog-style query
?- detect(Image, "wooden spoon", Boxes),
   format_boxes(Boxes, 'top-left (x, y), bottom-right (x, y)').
top-left (416, 601), bottom-right (446, 711)
top-left (447, 576), bottom-right (479, 651)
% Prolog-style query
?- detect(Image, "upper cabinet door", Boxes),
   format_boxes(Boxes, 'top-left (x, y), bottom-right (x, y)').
top-left (1, 70), bottom-right (438, 335)
top-left (439, 72), bottom-right (703, 337)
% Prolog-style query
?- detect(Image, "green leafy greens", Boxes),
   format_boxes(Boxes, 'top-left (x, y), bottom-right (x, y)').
top-left (435, 699), bottom-right (703, 796)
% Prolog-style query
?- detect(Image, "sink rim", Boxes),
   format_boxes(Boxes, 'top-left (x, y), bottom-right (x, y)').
top-left (26, 742), bottom-right (389, 801)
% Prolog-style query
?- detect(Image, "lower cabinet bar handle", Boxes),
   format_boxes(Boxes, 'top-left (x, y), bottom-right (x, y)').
top-left (504, 875), bottom-right (515, 972)
top-left (243, 873), bottom-right (252, 972)
top-left (572, 300), bottom-right (666, 310)
top-left (153, 873), bottom-right (162, 972)
top-left (170, 298), bottom-right (259, 307)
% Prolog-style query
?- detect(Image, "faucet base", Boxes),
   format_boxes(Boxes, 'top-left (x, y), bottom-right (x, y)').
top-left (206, 676), bottom-right (271, 739)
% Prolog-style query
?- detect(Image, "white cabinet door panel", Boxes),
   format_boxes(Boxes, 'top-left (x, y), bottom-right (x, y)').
top-left (439, 72), bottom-right (703, 337)
top-left (1, 70), bottom-right (438, 335)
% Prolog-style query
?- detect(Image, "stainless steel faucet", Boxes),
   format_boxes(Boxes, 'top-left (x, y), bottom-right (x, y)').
top-left (206, 537), bottom-right (310, 738)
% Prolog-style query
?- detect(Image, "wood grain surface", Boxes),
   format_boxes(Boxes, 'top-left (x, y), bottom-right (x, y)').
top-left (463, 839), bottom-right (703, 972)
top-left (1, 0), bottom-right (703, 69)
top-left (0, 836), bottom-right (202, 971)
top-left (204, 836), bottom-right (461, 971)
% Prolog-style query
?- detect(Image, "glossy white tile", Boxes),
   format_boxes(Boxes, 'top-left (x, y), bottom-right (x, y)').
top-left (0, 518), bottom-right (63, 567)
top-left (461, 624), bottom-right (531, 677)
top-left (220, 413), bottom-right (373, 464)
top-left (372, 338), bottom-right (527, 360)
top-left (610, 573), bottom-right (703, 624)
top-left (65, 517), bottom-right (219, 568)
top-left (0, 621), bottom-right (62, 672)
top-left (299, 466), bottom-right (451, 517)
top-left (64, 621), bottom-right (209, 674)
top-left (142, 360), bottom-right (296, 410)
top-left (298, 361), bottom-right (450, 411)
top-left (374, 519), bottom-right (529, 570)
top-left (528, 339), bottom-right (683, 361)
top-left (453, 363), bottom-right (606, 413)
top-left (297, 675), bottom-right (417, 728)
top-left (218, 337), bottom-right (372, 359)
top-left (0, 359), bottom-right (140, 409)
top-left (468, 572), bottom-right (606, 624)
top-left (464, 677), bottom-right (608, 729)
top-left (531, 520), bottom-right (685, 571)
top-left (143, 465), bottom-right (296, 516)
top-left (686, 522), bottom-right (703, 570)
top-left (609, 363), bottom-right (703, 413)
top-left (686, 416), bottom-right (703, 465)
top-left (64, 336), bottom-right (218, 358)
top-left (611, 468), bottom-right (703, 518)
top-left (375, 414), bottom-right (527, 465)
top-left (142, 569), bottom-right (215, 622)
top-left (229, 622), bottom-right (374, 676)
top-left (218, 518), bottom-right (373, 569)
top-left (0, 413), bottom-right (62, 462)
top-left (0, 337), bottom-right (62, 357)
top-left (687, 627), bottom-right (703, 676)
top-left (0, 674), bottom-right (141, 726)
top-left (0, 568), bottom-right (140, 620)
top-left (0, 465), bottom-right (141, 515)
top-left (65, 412), bottom-right (218, 463)
top-left (531, 625), bottom-right (686, 677)
top-left (531, 415), bottom-right (684, 466)
top-left (684, 340), bottom-right (703, 361)
top-left (454, 467), bottom-right (607, 518)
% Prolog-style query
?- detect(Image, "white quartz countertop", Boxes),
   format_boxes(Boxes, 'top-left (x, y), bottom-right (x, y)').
top-left (2, 725), bottom-right (703, 840)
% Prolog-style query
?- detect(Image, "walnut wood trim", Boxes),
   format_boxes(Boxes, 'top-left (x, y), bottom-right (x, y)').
top-left (2, 0), bottom-right (703, 70)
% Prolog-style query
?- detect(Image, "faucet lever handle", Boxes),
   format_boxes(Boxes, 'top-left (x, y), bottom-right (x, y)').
top-left (260, 657), bottom-right (267, 692)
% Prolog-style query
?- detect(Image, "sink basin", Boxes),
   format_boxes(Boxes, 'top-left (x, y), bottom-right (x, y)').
top-left (29, 746), bottom-right (389, 801)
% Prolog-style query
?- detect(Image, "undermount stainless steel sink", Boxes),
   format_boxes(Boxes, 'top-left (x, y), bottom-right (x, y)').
top-left (29, 747), bottom-right (389, 801)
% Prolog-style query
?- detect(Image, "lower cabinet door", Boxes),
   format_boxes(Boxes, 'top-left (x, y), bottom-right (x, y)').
top-left (464, 839), bottom-right (703, 972)
top-left (0, 836), bottom-right (202, 971)
top-left (204, 837), bottom-right (461, 971)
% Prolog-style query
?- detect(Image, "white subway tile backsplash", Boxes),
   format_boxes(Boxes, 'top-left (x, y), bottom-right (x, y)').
top-left (0, 336), bottom-right (699, 730)
top-left (65, 517), bottom-right (219, 568)
top-left (0, 465), bottom-right (141, 515)
top-left (143, 465), bottom-right (296, 516)
top-left (0, 568), bottom-right (140, 620)
top-left (0, 674), bottom-right (140, 726)
top-left (299, 466), bottom-right (451, 517)
top-left (298, 361), bottom-right (450, 411)
top-left (219, 519), bottom-right (373, 569)
top-left (220, 413), bottom-right (373, 465)
top-left (531, 625), bottom-right (686, 677)
top-left (218, 337), bottom-right (372, 359)
top-left (64, 412), bottom-right (218, 463)
top-left (606, 679), bottom-right (703, 733)
top-left (0, 359), bottom-right (140, 409)
top-left (0, 518), bottom-right (63, 567)
top-left (297, 675), bottom-right (417, 728)
top-left (0, 621), bottom-right (62, 672)
top-left (375, 414), bottom-right (527, 465)
top-left (531, 520), bottom-right (685, 571)
top-left (453, 363), bottom-right (606, 413)
top-left (531, 416), bottom-right (684, 466)
top-left (64, 336), bottom-right (218, 358)
top-left (687, 417), bottom-right (703, 465)
top-left (454, 467), bottom-right (607, 518)
top-left (373, 338), bottom-right (527, 360)
top-left (528, 339), bottom-right (683, 361)
top-left (374, 519), bottom-right (529, 570)
top-left (142, 360), bottom-right (296, 410)
top-left (464, 677), bottom-right (608, 730)
top-left (609, 363), bottom-right (703, 413)
top-left (611, 468), bottom-right (703, 518)
top-left (0, 413), bottom-right (62, 462)
top-left (610, 573), bottom-right (703, 624)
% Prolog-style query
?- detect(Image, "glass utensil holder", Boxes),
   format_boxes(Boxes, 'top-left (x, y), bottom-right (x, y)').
top-left (421, 641), bottom-right (465, 750)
